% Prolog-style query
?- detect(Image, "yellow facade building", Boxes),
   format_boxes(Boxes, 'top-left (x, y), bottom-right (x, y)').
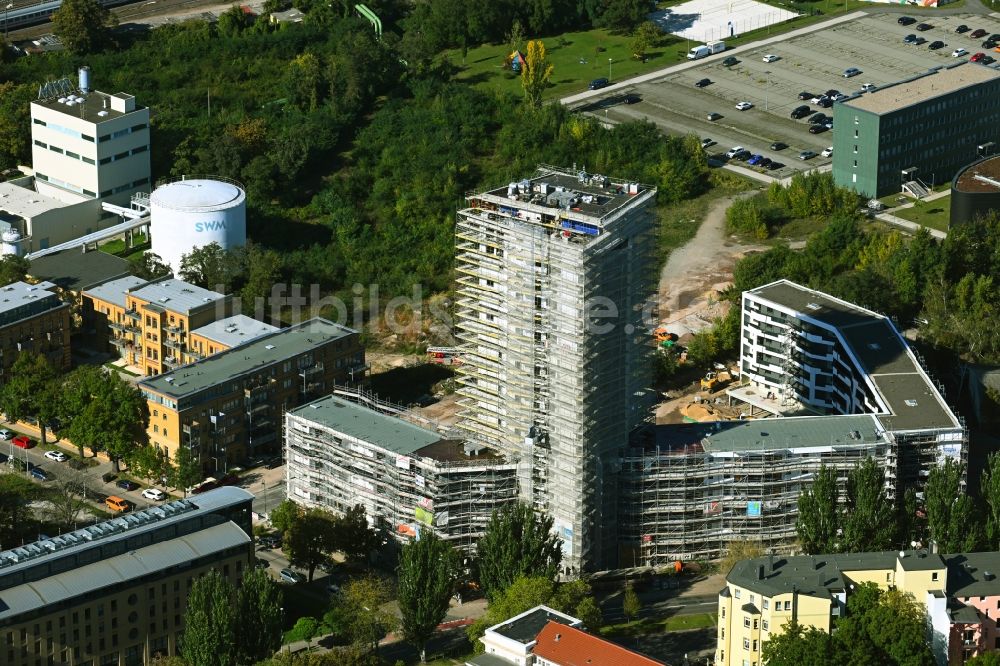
top-left (717, 549), bottom-right (1000, 666)
top-left (83, 276), bottom-right (231, 376)
top-left (138, 317), bottom-right (364, 469)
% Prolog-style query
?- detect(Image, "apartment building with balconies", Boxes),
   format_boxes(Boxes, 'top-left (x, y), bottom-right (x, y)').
top-left (0, 280), bottom-right (71, 376)
top-left (184, 314), bottom-right (278, 365)
top-left (139, 318), bottom-right (364, 469)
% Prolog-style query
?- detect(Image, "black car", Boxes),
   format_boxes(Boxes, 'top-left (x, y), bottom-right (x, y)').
top-left (759, 157), bottom-right (772, 168)
top-left (984, 39), bottom-right (999, 49)
top-left (767, 161), bottom-right (784, 171)
top-left (972, 29), bottom-right (988, 39)
top-left (808, 112), bottom-right (828, 124)
top-left (706, 112), bottom-right (722, 121)
top-left (589, 78), bottom-right (609, 90)
top-left (913, 37), bottom-right (927, 46)
top-left (903, 34), bottom-right (917, 44)
top-left (797, 91), bottom-right (812, 100)
top-left (929, 41), bottom-right (945, 50)
top-left (816, 98), bottom-right (833, 108)
top-left (790, 105), bottom-right (811, 119)
top-left (897, 16), bottom-right (916, 26)
top-left (695, 78), bottom-right (712, 88)
top-left (102, 472), bottom-right (117, 483)
top-left (734, 150), bottom-right (752, 161)
top-left (982, 55), bottom-right (997, 65)
top-left (808, 125), bottom-right (828, 134)
top-left (116, 479), bottom-right (139, 491)
top-left (916, 23), bottom-right (933, 31)
top-left (990, 34), bottom-right (1000, 42)
top-left (722, 56), bottom-right (738, 66)
top-left (623, 93), bottom-right (641, 104)
top-left (956, 24), bottom-right (970, 34)
top-left (255, 558), bottom-right (270, 570)
top-left (770, 141), bottom-right (787, 151)
top-left (825, 89), bottom-right (841, 97)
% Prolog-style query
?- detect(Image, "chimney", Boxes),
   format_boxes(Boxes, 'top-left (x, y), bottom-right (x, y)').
top-left (758, 565), bottom-right (764, 580)
top-left (555, 633), bottom-right (561, 642)
top-left (769, 553), bottom-right (775, 572)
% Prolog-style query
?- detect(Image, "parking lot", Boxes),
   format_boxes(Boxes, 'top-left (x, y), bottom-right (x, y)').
top-left (590, 12), bottom-right (1000, 178)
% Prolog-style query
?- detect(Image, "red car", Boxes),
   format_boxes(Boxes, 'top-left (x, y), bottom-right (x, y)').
top-left (11, 436), bottom-right (33, 449)
top-left (971, 52), bottom-right (986, 62)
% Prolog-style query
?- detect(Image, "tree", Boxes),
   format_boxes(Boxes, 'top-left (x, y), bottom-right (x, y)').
top-left (269, 499), bottom-right (302, 536)
top-left (968, 653), bottom-right (1000, 666)
top-left (0, 256), bottom-right (29, 285)
top-left (796, 464), bottom-right (839, 554)
top-left (47, 470), bottom-right (89, 530)
top-left (170, 446), bottom-right (203, 496)
top-left (630, 21), bottom-right (661, 60)
top-left (179, 242), bottom-right (238, 292)
top-left (286, 507), bottom-right (338, 581)
top-left (467, 575), bottom-right (557, 653)
top-left (0, 352), bottom-right (59, 447)
top-left (0, 82), bottom-right (34, 169)
top-left (476, 502), bottom-right (562, 602)
top-left (720, 540), bottom-right (764, 576)
top-left (926, 458), bottom-right (981, 553)
top-left (342, 576), bottom-right (396, 654)
top-left (61, 369), bottom-right (148, 471)
top-left (0, 473), bottom-right (36, 550)
top-left (521, 40), bottom-right (553, 109)
top-left (397, 532), bottom-right (460, 662)
top-left (218, 4), bottom-right (254, 36)
top-left (130, 445), bottom-right (171, 487)
top-left (235, 568), bottom-right (283, 664)
top-left (336, 503), bottom-right (380, 563)
top-left (622, 584), bottom-right (640, 624)
top-left (598, 0), bottom-right (646, 31)
top-left (841, 457), bottom-right (894, 552)
top-left (51, 0), bottom-right (117, 54)
top-left (129, 252), bottom-right (172, 281)
top-left (982, 452), bottom-right (1000, 550)
top-left (182, 570), bottom-right (237, 666)
top-left (761, 621), bottom-right (841, 665)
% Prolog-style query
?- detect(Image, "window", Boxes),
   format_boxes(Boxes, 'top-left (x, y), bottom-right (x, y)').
top-left (753, 619), bottom-right (758, 630)
top-left (763, 620), bottom-right (769, 631)
top-left (753, 640), bottom-right (758, 651)
top-left (735, 589), bottom-right (742, 599)
top-left (744, 638), bottom-right (750, 650)
top-left (932, 572), bottom-right (939, 582)
top-left (886, 573), bottom-right (891, 582)
top-left (750, 594), bottom-right (755, 603)
top-left (784, 601), bottom-right (791, 611)
top-left (744, 617), bottom-right (751, 628)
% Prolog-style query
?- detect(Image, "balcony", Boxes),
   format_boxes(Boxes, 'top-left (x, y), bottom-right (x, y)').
top-left (110, 337), bottom-right (135, 350)
top-left (163, 356), bottom-right (181, 368)
top-left (124, 309), bottom-right (141, 320)
top-left (162, 338), bottom-right (185, 351)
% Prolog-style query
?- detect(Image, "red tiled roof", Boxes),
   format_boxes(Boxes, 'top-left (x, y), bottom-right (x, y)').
top-left (531, 621), bottom-right (666, 666)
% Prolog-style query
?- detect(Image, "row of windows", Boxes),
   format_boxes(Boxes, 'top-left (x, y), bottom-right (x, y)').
top-left (33, 172), bottom-right (94, 198)
top-left (98, 145), bottom-right (147, 165)
top-left (33, 119), bottom-right (93, 142)
top-left (33, 140), bottom-right (96, 164)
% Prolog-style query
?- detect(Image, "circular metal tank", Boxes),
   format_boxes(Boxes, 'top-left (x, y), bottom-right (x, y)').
top-left (149, 176), bottom-right (246, 272)
top-left (1, 230), bottom-right (22, 257)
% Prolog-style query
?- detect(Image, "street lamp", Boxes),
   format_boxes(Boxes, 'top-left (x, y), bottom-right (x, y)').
top-left (4, 3), bottom-right (12, 41)
top-left (608, 58), bottom-right (612, 81)
top-left (764, 71), bottom-right (771, 111)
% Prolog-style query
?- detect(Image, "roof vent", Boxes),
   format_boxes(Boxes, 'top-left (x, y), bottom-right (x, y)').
top-left (986, 572), bottom-right (995, 581)
top-left (265, 344), bottom-right (275, 350)
top-left (904, 399), bottom-right (918, 407)
top-left (806, 302), bottom-right (821, 310)
top-left (867, 343), bottom-right (881, 350)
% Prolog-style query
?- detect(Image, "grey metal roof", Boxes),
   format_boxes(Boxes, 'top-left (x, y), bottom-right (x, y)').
top-left (129, 278), bottom-right (227, 315)
top-left (946, 552), bottom-right (1000, 598)
top-left (491, 606), bottom-right (579, 644)
top-left (288, 394), bottom-right (443, 456)
top-left (701, 415), bottom-right (884, 453)
top-left (29, 250), bottom-right (131, 293)
top-left (32, 90), bottom-right (146, 125)
top-left (0, 521), bottom-right (249, 621)
top-left (190, 314), bottom-right (279, 348)
top-left (748, 280), bottom-right (961, 432)
top-left (83, 274), bottom-right (146, 309)
top-left (0, 280), bottom-right (60, 316)
top-left (139, 318), bottom-right (357, 401)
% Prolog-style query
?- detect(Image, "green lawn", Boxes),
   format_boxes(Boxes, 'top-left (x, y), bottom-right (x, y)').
top-left (893, 197), bottom-right (951, 232)
top-left (601, 611), bottom-right (717, 639)
top-left (446, 0), bottom-right (877, 100)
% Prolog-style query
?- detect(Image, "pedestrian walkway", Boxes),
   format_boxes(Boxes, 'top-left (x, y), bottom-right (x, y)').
top-left (874, 188), bottom-right (949, 239)
top-left (560, 11), bottom-right (868, 107)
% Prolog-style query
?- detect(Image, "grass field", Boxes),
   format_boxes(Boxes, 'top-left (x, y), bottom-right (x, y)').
top-left (445, 0), bottom-right (879, 100)
top-left (893, 196), bottom-right (951, 233)
top-left (601, 611), bottom-right (718, 638)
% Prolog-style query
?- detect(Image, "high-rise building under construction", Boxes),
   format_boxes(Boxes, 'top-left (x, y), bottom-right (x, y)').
top-left (453, 165), bottom-right (658, 573)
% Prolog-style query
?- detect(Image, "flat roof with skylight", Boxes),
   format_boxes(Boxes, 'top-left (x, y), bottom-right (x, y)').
top-left (128, 278), bottom-right (227, 315)
top-left (190, 314), bottom-right (278, 348)
top-left (83, 275), bottom-right (147, 309)
top-left (844, 63), bottom-right (1000, 116)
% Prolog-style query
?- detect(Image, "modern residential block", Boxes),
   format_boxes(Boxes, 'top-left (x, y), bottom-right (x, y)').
top-left (0, 280), bottom-right (71, 374)
top-left (30, 75), bottom-right (151, 206)
top-left (0, 487), bottom-right (253, 666)
top-left (833, 63), bottom-right (1000, 197)
top-left (454, 166), bottom-right (658, 574)
top-left (139, 318), bottom-right (364, 469)
top-left (83, 276), bottom-right (231, 376)
top-left (185, 314), bottom-right (279, 365)
top-left (716, 549), bottom-right (1000, 666)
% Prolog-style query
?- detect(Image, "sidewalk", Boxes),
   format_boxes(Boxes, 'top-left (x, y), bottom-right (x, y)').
top-left (875, 188), bottom-right (949, 239)
top-left (560, 11), bottom-right (868, 107)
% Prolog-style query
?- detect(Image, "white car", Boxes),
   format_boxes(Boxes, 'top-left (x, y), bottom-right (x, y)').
top-left (952, 48), bottom-right (968, 58)
top-left (762, 54), bottom-right (780, 63)
top-left (43, 450), bottom-right (68, 462)
top-left (821, 147), bottom-right (834, 157)
top-left (861, 83), bottom-right (877, 92)
top-left (735, 101), bottom-right (753, 111)
top-left (0, 429), bottom-right (11, 441)
top-left (279, 569), bottom-right (304, 584)
top-left (725, 146), bottom-right (745, 158)
top-left (141, 488), bottom-right (166, 501)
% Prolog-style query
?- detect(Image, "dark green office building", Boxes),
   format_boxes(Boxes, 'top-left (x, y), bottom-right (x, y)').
top-left (833, 63), bottom-right (1000, 198)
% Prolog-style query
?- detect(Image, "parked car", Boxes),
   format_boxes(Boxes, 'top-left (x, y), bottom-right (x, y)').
top-left (971, 51), bottom-right (986, 62)
top-left (797, 91), bottom-right (813, 100)
top-left (12, 436), bottom-right (32, 450)
top-left (983, 39), bottom-right (998, 49)
top-left (116, 479), bottom-right (139, 491)
top-left (762, 54), bottom-right (780, 62)
top-left (929, 41), bottom-right (945, 50)
top-left (916, 23), bottom-right (933, 32)
top-left (799, 150), bottom-right (818, 160)
top-left (790, 105), bottom-right (811, 119)
top-left (982, 55), bottom-right (997, 65)
top-left (701, 137), bottom-right (714, 148)
top-left (897, 16), bottom-right (916, 26)
top-left (821, 147), bottom-right (834, 157)
top-left (816, 97), bottom-right (833, 108)
top-left (0, 429), bottom-right (11, 440)
top-left (694, 78), bottom-right (712, 88)
top-left (725, 146), bottom-right (745, 159)
top-left (735, 101), bottom-right (753, 111)
top-left (747, 154), bottom-right (764, 166)
top-left (259, 534), bottom-right (282, 549)
top-left (623, 93), bottom-right (641, 104)
top-left (831, 93), bottom-right (848, 102)
top-left (43, 450), bottom-right (67, 462)
top-left (767, 161), bottom-right (784, 171)
top-left (770, 141), bottom-right (787, 151)
top-left (912, 37), bottom-right (927, 46)
top-left (326, 583), bottom-right (341, 594)
top-left (105, 496), bottom-right (131, 513)
top-left (141, 488), bottom-right (166, 501)
top-left (29, 467), bottom-right (49, 482)
top-left (903, 34), bottom-right (917, 44)
top-left (861, 83), bottom-right (878, 92)
top-left (588, 78), bottom-right (608, 90)
top-left (734, 150), bottom-right (752, 161)
top-left (759, 157), bottom-right (772, 168)
top-left (808, 125), bottom-right (828, 134)
top-left (808, 112), bottom-right (828, 124)
top-left (255, 558), bottom-right (269, 570)
top-left (972, 29), bottom-right (988, 39)
top-left (279, 569), bottom-right (304, 585)
top-left (102, 472), bottom-right (118, 483)
top-left (843, 67), bottom-right (861, 78)
top-left (722, 56), bottom-right (738, 66)
top-left (956, 24), bottom-right (970, 34)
